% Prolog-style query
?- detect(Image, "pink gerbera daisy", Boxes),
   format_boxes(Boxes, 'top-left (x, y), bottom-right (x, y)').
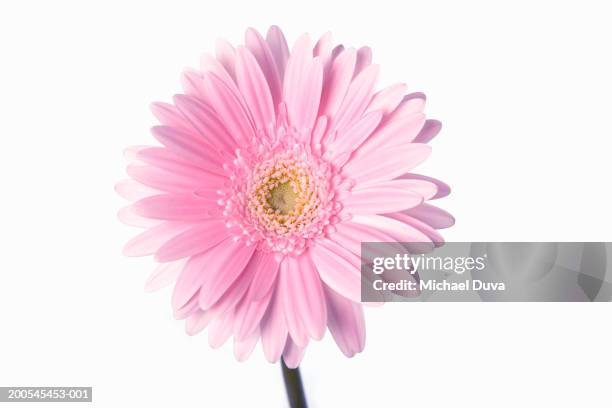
top-left (117, 26), bottom-right (453, 368)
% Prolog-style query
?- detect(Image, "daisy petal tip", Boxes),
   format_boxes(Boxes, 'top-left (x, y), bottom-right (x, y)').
top-left (405, 91), bottom-right (426, 101)
top-left (445, 213), bottom-right (456, 228)
top-left (267, 25), bottom-right (282, 34)
top-left (245, 26), bottom-right (261, 38)
top-left (149, 101), bottom-right (163, 115)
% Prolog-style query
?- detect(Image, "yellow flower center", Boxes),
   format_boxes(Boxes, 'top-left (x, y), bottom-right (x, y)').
top-left (246, 152), bottom-right (322, 236)
top-left (267, 181), bottom-right (297, 214)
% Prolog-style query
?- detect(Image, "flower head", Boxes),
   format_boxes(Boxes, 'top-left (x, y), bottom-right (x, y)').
top-left (117, 26), bottom-right (453, 367)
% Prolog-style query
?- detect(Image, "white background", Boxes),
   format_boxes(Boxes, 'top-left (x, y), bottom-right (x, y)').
top-left (1, 1), bottom-right (611, 407)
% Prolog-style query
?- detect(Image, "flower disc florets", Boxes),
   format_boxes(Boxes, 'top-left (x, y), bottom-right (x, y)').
top-left (220, 125), bottom-right (342, 256)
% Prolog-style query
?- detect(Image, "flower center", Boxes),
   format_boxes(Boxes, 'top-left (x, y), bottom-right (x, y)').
top-left (218, 117), bottom-right (346, 256)
top-left (246, 152), bottom-right (320, 236)
top-left (268, 181), bottom-right (297, 214)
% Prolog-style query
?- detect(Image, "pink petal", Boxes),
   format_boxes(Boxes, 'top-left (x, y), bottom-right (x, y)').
top-left (310, 115), bottom-right (328, 151)
top-left (208, 309), bottom-right (235, 349)
top-left (134, 147), bottom-right (220, 171)
top-left (413, 119), bottom-right (442, 144)
top-left (136, 146), bottom-right (224, 176)
top-left (325, 286), bottom-right (365, 357)
top-left (245, 27), bottom-right (282, 110)
top-left (118, 206), bottom-right (160, 228)
top-left (353, 112), bottom-right (425, 157)
top-left (343, 183), bottom-right (424, 215)
top-left (260, 284), bottom-right (288, 363)
top-left (181, 69), bottom-right (207, 100)
top-left (354, 46), bottom-right (372, 78)
top-left (333, 221), bottom-right (397, 255)
top-left (328, 64), bottom-right (379, 135)
top-left (198, 242), bottom-right (256, 309)
top-left (293, 57), bottom-right (323, 132)
top-left (123, 145), bottom-right (148, 163)
top-left (127, 164), bottom-right (225, 194)
top-left (132, 193), bottom-right (219, 221)
top-left (235, 46), bottom-right (276, 130)
top-left (266, 26), bottom-right (290, 84)
top-left (326, 111), bottom-right (382, 165)
top-left (233, 286), bottom-right (274, 341)
top-left (314, 31), bottom-right (334, 83)
top-left (331, 44), bottom-right (345, 60)
top-left (174, 291), bottom-right (200, 320)
top-left (404, 204), bottom-right (455, 229)
top-left (397, 173), bottom-right (450, 199)
top-left (171, 254), bottom-right (213, 311)
top-left (314, 31), bottom-right (333, 61)
top-left (396, 93), bottom-right (426, 115)
top-left (151, 125), bottom-right (228, 169)
top-left (282, 339), bottom-right (307, 369)
top-left (350, 214), bottom-right (432, 243)
top-left (283, 34), bottom-right (313, 128)
top-left (353, 178), bottom-right (437, 200)
top-left (281, 253), bottom-right (327, 341)
top-left (245, 251), bottom-right (281, 302)
top-left (173, 95), bottom-right (237, 154)
top-left (386, 212), bottom-right (445, 246)
top-left (171, 238), bottom-right (233, 310)
top-left (205, 252), bottom-right (261, 319)
top-left (318, 48), bottom-right (356, 121)
top-left (342, 144), bottom-right (431, 186)
top-left (215, 38), bottom-right (237, 81)
top-left (150, 102), bottom-right (193, 132)
top-left (185, 309), bottom-right (212, 336)
top-left (145, 259), bottom-right (186, 292)
top-left (123, 222), bottom-right (190, 257)
top-left (278, 258), bottom-right (308, 347)
top-left (234, 327), bottom-right (260, 362)
top-left (367, 83), bottom-right (408, 115)
top-left (115, 179), bottom-right (160, 202)
top-left (202, 72), bottom-right (255, 146)
top-left (310, 238), bottom-right (361, 302)
top-left (201, 53), bottom-right (241, 96)
top-left (155, 220), bottom-right (229, 262)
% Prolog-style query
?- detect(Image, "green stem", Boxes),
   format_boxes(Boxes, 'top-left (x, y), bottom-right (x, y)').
top-left (280, 358), bottom-right (308, 408)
